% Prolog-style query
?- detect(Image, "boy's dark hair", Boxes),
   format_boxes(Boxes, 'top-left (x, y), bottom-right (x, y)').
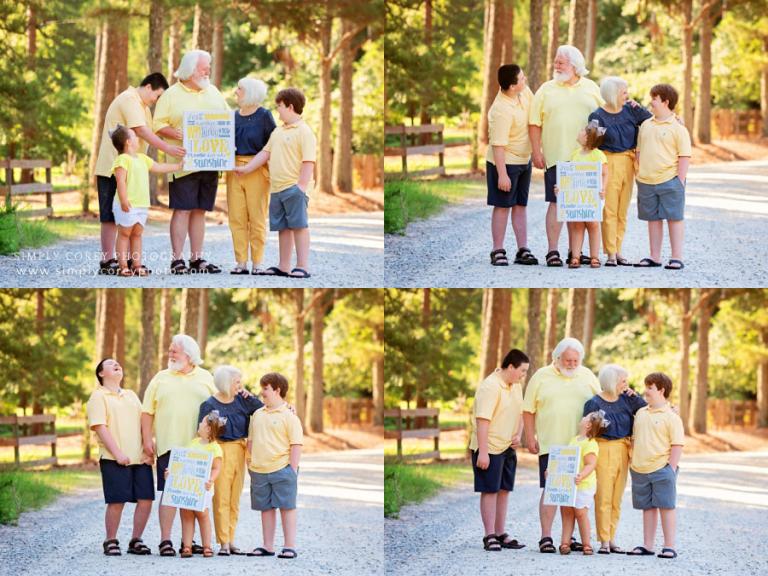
top-left (497, 64), bottom-right (521, 91)
top-left (645, 372), bottom-right (673, 399)
top-left (110, 124), bottom-right (131, 154)
top-left (95, 358), bottom-right (110, 386)
top-left (140, 72), bottom-right (170, 91)
top-left (585, 410), bottom-right (609, 439)
top-left (275, 88), bottom-right (306, 115)
top-left (261, 372), bottom-right (289, 398)
top-left (585, 123), bottom-right (606, 150)
top-left (650, 83), bottom-right (679, 111)
top-left (501, 348), bottom-right (529, 369)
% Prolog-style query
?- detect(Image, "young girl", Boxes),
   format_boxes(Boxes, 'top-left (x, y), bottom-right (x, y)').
top-left (560, 410), bottom-right (609, 556)
top-left (165, 410), bottom-right (225, 558)
top-left (110, 124), bottom-right (181, 277)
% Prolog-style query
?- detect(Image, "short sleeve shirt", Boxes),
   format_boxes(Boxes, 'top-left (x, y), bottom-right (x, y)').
top-left (86, 386), bottom-right (145, 464)
top-left (198, 394), bottom-right (264, 441)
top-left (568, 435), bottom-right (599, 490)
top-left (588, 103), bottom-right (652, 152)
top-left (247, 403), bottom-right (304, 474)
top-left (630, 402), bottom-right (685, 474)
top-left (636, 115), bottom-right (692, 185)
top-left (111, 153), bottom-right (154, 207)
top-left (569, 147), bottom-right (608, 164)
top-left (263, 119), bottom-right (317, 194)
top-left (188, 436), bottom-right (224, 461)
top-left (95, 87), bottom-right (152, 177)
top-left (235, 108), bottom-right (277, 155)
top-left (583, 392), bottom-right (647, 440)
top-left (468, 370), bottom-right (523, 454)
top-left (485, 87), bottom-right (533, 166)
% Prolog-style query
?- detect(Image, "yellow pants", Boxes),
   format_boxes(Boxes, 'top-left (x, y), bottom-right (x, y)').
top-left (601, 150), bottom-right (636, 255)
top-left (594, 437), bottom-right (630, 543)
top-left (213, 439), bottom-right (247, 545)
top-left (226, 156), bottom-right (270, 264)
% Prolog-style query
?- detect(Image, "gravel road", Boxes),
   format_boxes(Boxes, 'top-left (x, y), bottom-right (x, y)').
top-left (385, 160), bottom-right (768, 287)
top-left (384, 449), bottom-right (768, 576)
top-left (0, 212), bottom-right (383, 288)
top-left (0, 448), bottom-right (383, 576)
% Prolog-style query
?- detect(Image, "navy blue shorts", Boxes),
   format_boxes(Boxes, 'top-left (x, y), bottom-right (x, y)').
top-left (544, 166), bottom-right (557, 203)
top-left (471, 447), bottom-right (517, 493)
top-left (538, 453), bottom-right (550, 488)
top-left (97, 175), bottom-right (117, 223)
top-left (99, 459), bottom-right (155, 503)
top-left (486, 161), bottom-right (532, 207)
top-left (156, 450), bottom-right (171, 492)
top-left (169, 171), bottom-right (219, 211)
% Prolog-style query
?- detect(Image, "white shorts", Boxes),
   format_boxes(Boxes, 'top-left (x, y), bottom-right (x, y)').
top-left (574, 487), bottom-right (596, 509)
top-left (113, 203), bottom-right (148, 228)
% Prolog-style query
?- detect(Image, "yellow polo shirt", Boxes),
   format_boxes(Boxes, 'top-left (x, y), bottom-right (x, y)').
top-left (86, 386), bottom-right (145, 464)
top-left (485, 87), bottom-right (534, 166)
top-left (522, 364), bottom-right (600, 455)
top-left (95, 87), bottom-right (153, 177)
top-left (569, 435), bottom-right (599, 490)
top-left (248, 402), bottom-right (304, 474)
top-left (636, 115), bottom-right (692, 185)
top-left (111, 153), bottom-right (153, 207)
top-left (264, 119), bottom-right (317, 194)
top-left (468, 369), bottom-right (523, 454)
top-left (142, 366), bottom-right (216, 457)
top-left (153, 81), bottom-right (229, 180)
top-left (630, 402), bottom-right (685, 474)
top-left (529, 77), bottom-right (604, 169)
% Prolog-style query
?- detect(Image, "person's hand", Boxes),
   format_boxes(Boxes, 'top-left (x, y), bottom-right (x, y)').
top-left (120, 200), bottom-right (131, 213)
top-left (600, 188), bottom-right (606, 199)
top-left (527, 437), bottom-right (539, 454)
top-left (168, 145), bottom-right (186, 158)
top-left (115, 452), bottom-right (130, 466)
top-left (497, 173), bottom-right (512, 192)
top-left (624, 387), bottom-right (637, 397)
top-left (164, 469), bottom-right (169, 479)
top-left (543, 469), bottom-right (548, 479)
top-left (670, 404), bottom-right (680, 415)
top-left (143, 440), bottom-right (155, 459)
top-left (171, 128), bottom-right (183, 141)
top-left (510, 434), bottom-right (522, 449)
top-left (574, 472), bottom-right (584, 484)
top-left (627, 99), bottom-right (639, 108)
top-left (476, 451), bottom-right (490, 470)
top-left (233, 165), bottom-right (247, 175)
top-left (296, 183), bottom-right (306, 194)
top-left (286, 403), bottom-right (296, 415)
top-left (205, 481), bottom-right (212, 491)
top-left (553, 185), bottom-right (559, 195)
top-left (532, 151), bottom-right (546, 170)
top-left (173, 162), bottom-right (184, 171)
top-left (291, 465), bottom-right (298, 474)
top-left (238, 388), bottom-right (252, 399)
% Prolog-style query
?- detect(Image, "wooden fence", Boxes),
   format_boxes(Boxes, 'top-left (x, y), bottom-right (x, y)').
top-left (1, 159), bottom-right (73, 218)
top-left (712, 109), bottom-right (763, 139)
top-left (384, 407), bottom-right (440, 461)
top-left (384, 124), bottom-right (445, 179)
top-left (0, 414), bottom-right (57, 468)
top-left (324, 397), bottom-right (375, 427)
top-left (708, 399), bottom-right (758, 429)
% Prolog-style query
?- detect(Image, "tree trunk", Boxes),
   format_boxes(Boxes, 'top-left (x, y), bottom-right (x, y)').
top-left (565, 288), bottom-right (587, 340)
top-left (681, 0), bottom-right (694, 132)
top-left (479, 289), bottom-right (503, 380)
top-left (546, 0), bottom-right (560, 80)
top-left (499, 0), bottom-right (514, 64)
top-left (419, 0), bottom-right (433, 132)
top-left (97, 289), bottom-right (119, 362)
top-left (158, 288), bottom-right (173, 369)
top-left (114, 290), bottom-right (126, 370)
top-left (167, 9), bottom-right (182, 82)
top-left (497, 289), bottom-right (511, 365)
top-left (582, 288), bottom-right (596, 359)
top-left (147, 0), bottom-right (165, 206)
top-left (192, 2), bottom-right (213, 52)
top-left (317, 17), bottom-right (334, 195)
top-left (762, 34), bottom-right (768, 138)
top-left (691, 291), bottom-right (714, 434)
top-left (479, 0), bottom-right (505, 147)
top-left (415, 289), bottom-right (431, 428)
top-left (334, 18), bottom-right (355, 193)
top-left (528, 0), bottom-right (545, 92)
top-left (679, 289), bottom-right (691, 434)
top-left (585, 0), bottom-right (597, 71)
top-left (544, 288), bottom-right (560, 363)
top-left (567, 0), bottom-right (588, 55)
top-left (373, 324), bottom-right (384, 426)
top-left (294, 289), bottom-right (306, 426)
top-left (21, 4), bottom-right (37, 184)
top-left (309, 289), bottom-right (327, 433)
top-left (758, 327), bottom-right (768, 427)
top-left (180, 288), bottom-right (201, 338)
top-left (526, 289), bottom-right (542, 374)
top-left (139, 289), bottom-right (156, 398)
top-left (694, 4), bottom-right (712, 144)
top-left (212, 14), bottom-right (224, 87)
top-left (31, 290), bottom-right (45, 434)
top-left (198, 289), bottom-right (209, 357)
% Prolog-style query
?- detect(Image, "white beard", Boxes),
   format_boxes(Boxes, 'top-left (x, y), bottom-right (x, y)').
top-left (553, 71), bottom-right (573, 83)
top-left (168, 359), bottom-right (186, 372)
top-left (559, 366), bottom-right (577, 378)
top-left (194, 77), bottom-right (210, 90)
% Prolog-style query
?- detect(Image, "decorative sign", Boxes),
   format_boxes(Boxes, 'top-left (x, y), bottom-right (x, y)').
top-left (543, 445), bottom-right (581, 507)
top-left (182, 110), bottom-right (235, 171)
top-left (556, 161), bottom-right (603, 221)
top-left (161, 447), bottom-right (212, 511)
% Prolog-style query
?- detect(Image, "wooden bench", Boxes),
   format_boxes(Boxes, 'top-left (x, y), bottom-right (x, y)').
top-left (384, 407), bottom-right (440, 461)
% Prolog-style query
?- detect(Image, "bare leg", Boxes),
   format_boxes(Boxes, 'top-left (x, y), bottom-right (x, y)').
top-left (574, 508), bottom-right (591, 549)
top-left (188, 209), bottom-right (206, 260)
top-left (105, 503), bottom-right (125, 540)
top-left (539, 490), bottom-right (557, 538)
top-left (479, 492), bottom-right (497, 535)
top-left (261, 509), bottom-right (277, 552)
top-left (116, 227), bottom-right (132, 271)
top-left (196, 510), bottom-right (212, 549)
top-left (292, 227), bottom-right (310, 270)
top-left (132, 500), bottom-right (153, 539)
top-left (647, 220), bottom-right (664, 262)
top-left (510, 206), bottom-right (527, 250)
top-left (494, 490), bottom-right (510, 538)
top-left (568, 223), bottom-right (585, 261)
top-left (130, 224), bottom-right (143, 269)
top-left (659, 508), bottom-right (676, 549)
top-left (546, 202), bottom-right (563, 252)
top-left (280, 508), bottom-right (297, 549)
top-left (180, 509), bottom-right (195, 548)
top-left (668, 220), bottom-right (684, 261)
top-left (170, 210), bottom-right (190, 261)
top-left (491, 207), bottom-right (511, 251)
top-left (159, 503), bottom-right (177, 542)
top-left (642, 508), bottom-right (659, 551)
top-left (586, 223), bottom-right (600, 259)
top-left (277, 230), bottom-right (292, 272)
top-left (100, 222), bottom-right (117, 262)
top-left (560, 506), bottom-right (575, 547)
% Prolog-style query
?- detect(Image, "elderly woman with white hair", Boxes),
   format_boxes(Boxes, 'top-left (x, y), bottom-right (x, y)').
top-left (587, 78), bottom-right (653, 266)
top-left (198, 365), bottom-right (263, 555)
top-left (582, 364), bottom-right (647, 554)
top-left (227, 78), bottom-right (277, 275)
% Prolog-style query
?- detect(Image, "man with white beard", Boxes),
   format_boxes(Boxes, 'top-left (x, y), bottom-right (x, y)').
top-left (521, 337), bottom-right (600, 553)
top-left (141, 334), bottom-right (216, 556)
top-left (528, 45), bottom-right (604, 267)
top-left (153, 50), bottom-right (229, 275)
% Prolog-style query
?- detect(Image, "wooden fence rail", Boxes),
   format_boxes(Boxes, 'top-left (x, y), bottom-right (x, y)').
top-left (384, 407), bottom-right (440, 461)
top-left (708, 399), bottom-right (758, 429)
top-left (384, 124), bottom-right (445, 179)
top-left (1, 159), bottom-right (77, 218)
top-left (0, 414), bottom-right (57, 468)
top-left (324, 397), bottom-right (375, 427)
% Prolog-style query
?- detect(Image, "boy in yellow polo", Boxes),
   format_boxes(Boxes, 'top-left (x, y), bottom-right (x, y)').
top-left (470, 349), bottom-right (529, 551)
top-left (246, 372), bottom-right (303, 559)
top-left (635, 84), bottom-right (692, 270)
top-left (627, 372), bottom-right (684, 559)
top-left (234, 88), bottom-right (317, 279)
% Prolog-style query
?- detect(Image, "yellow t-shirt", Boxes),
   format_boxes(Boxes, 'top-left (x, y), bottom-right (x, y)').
top-left (630, 402), bottom-right (685, 474)
top-left (248, 402), bottom-right (304, 474)
top-left (111, 153), bottom-right (154, 208)
top-left (529, 77), bottom-right (604, 169)
top-left (264, 119), bottom-right (317, 194)
top-left (95, 87), bottom-right (153, 177)
top-left (142, 366), bottom-right (216, 457)
top-left (485, 87), bottom-right (534, 166)
top-left (568, 435), bottom-right (599, 490)
top-left (153, 81), bottom-right (230, 180)
top-left (569, 147), bottom-right (607, 164)
top-left (522, 364), bottom-right (600, 455)
top-left (86, 386), bottom-right (145, 465)
top-left (188, 436), bottom-right (223, 460)
top-left (636, 115), bottom-right (692, 185)
top-left (468, 370), bottom-right (523, 454)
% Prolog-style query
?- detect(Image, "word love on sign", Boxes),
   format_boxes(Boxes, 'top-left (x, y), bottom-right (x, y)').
top-left (161, 447), bottom-right (212, 512)
top-left (543, 445), bottom-right (581, 507)
top-left (183, 110), bottom-right (235, 171)
top-left (556, 161), bottom-right (603, 222)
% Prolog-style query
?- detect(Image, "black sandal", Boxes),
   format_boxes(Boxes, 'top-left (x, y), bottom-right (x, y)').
top-left (483, 534), bottom-right (502, 552)
top-left (490, 248), bottom-right (509, 266)
top-left (98, 259), bottom-right (120, 276)
top-left (568, 251), bottom-right (591, 266)
top-left (664, 259), bottom-right (685, 270)
top-left (545, 250), bottom-right (563, 267)
top-left (497, 532), bottom-right (526, 549)
top-left (256, 266), bottom-right (289, 277)
top-left (657, 547), bottom-right (678, 558)
top-left (103, 539), bottom-right (121, 556)
top-left (514, 247), bottom-right (538, 265)
top-left (570, 537), bottom-right (584, 552)
top-left (217, 548), bottom-right (231, 556)
top-left (247, 547), bottom-right (276, 556)
top-left (190, 541), bottom-right (205, 554)
top-left (229, 546), bottom-right (246, 555)
top-left (616, 256), bottom-right (633, 266)
top-left (170, 259), bottom-right (188, 275)
top-left (627, 545), bottom-right (655, 556)
top-left (127, 537), bottom-right (151, 555)
top-left (289, 267), bottom-right (311, 278)
top-left (277, 547), bottom-right (298, 559)
top-left (159, 539), bottom-right (176, 556)
top-left (634, 257), bottom-right (662, 268)
top-left (538, 536), bottom-right (556, 553)
top-left (188, 259), bottom-right (222, 274)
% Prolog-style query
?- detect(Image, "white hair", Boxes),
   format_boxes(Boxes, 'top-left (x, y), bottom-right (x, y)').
top-left (600, 76), bottom-right (628, 110)
top-left (213, 365), bottom-right (242, 395)
top-left (238, 77), bottom-right (268, 107)
top-left (175, 50), bottom-right (211, 81)
top-left (552, 337), bottom-right (585, 364)
top-left (556, 45), bottom-right (588, 77)
top-left (171, 334), bottom-right (202, 366)
top-left (598, 364), bottom-right (628, 395)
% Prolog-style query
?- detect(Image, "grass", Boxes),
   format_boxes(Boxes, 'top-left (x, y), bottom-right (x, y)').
top-left (384, 462), bottom-right (471, 518)
top-left (0, 468), bottom-right (99, 525)
top-left (384, 154), bottom-right (474, 175)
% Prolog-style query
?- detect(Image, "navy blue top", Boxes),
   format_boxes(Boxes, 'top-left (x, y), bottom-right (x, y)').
top-left (234, 108), bottom-right (276, 155)
top-left (198, 393), bottom-right (264, 441)
top-left (588, 103), bottom-right (652, 152)
top-left (583, 392), bottom-right (647, 440)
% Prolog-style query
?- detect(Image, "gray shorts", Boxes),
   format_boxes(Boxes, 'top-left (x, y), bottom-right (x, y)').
top-left (637, 176), bottom-right (685, 221)
top-left (630, 464), bottom-right (678, 510)
top-left (249, 465), bottom-right (298, 510)
top-left (269, 185), bottom-right (309, 231)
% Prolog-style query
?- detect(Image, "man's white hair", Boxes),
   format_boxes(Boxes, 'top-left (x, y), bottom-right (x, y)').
top-left (598, 364), bottom-right (628, 395)
top-left (171, 333), bottom-right (203, 366)
top-left (600, 76), bottom-right (628, 110)
top-left (552, 337), bottom-right (585, 364)
top-left (213, 365), bottom-right (242, 395)
top-left (556, 45), bottom-right (588, 77)
top-left (175, 50), bottom-right (211, 81)
top-left (238, 77), bottom-right (268, 107)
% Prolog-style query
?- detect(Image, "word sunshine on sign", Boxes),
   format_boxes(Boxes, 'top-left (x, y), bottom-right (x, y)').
top-left (556, 161), bottom-right (603, 222)
top-left (161, 447), bottom-right (213, 512)
top-left (543, 445), bottom-right (581, 507)
top-left (183, 110), bottom-right (235, 171)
